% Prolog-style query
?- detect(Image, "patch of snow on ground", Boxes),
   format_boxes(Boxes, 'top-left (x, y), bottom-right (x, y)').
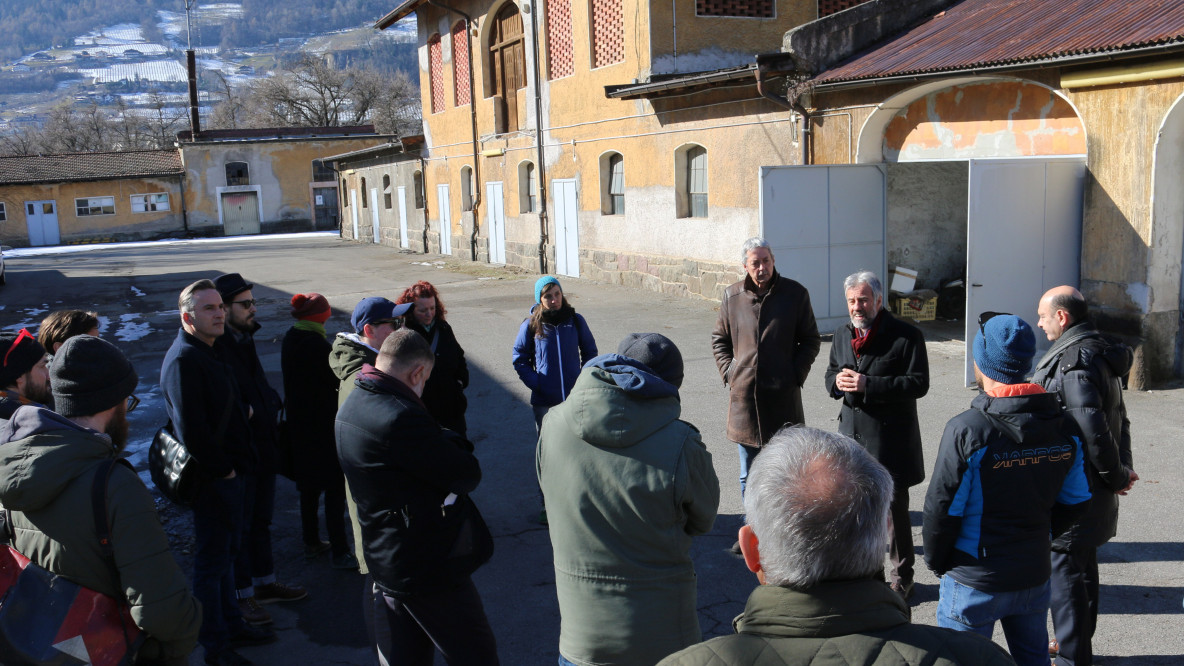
top-left (75, 24), bottom-right (144, 46)
top-left (115, 314), bottom-right (153, 343)
top-left (97, 316), bottom-right (112, 334)
top-left (131, 286), bottom-right (146, 297)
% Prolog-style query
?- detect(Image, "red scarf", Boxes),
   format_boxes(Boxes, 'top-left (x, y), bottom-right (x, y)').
top-left (850, 312), bottom-right (883, 358)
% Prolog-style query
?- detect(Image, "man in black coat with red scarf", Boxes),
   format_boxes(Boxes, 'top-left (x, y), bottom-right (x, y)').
top-left (824, 270), bottom-right (929, 601)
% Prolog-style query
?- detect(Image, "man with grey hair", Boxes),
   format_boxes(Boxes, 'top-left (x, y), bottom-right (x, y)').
top-left (711, 237), bottom-right (820, 553)
top-left (658, 427), bottom-right (1013, 666)
top-left (824, 269), bottom-right (929, 600)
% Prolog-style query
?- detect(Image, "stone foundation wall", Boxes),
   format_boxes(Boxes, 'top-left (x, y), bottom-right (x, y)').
top-left (579, 249), bottom-right (736, 301)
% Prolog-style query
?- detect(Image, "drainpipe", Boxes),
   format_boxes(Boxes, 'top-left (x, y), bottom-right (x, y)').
top-left (755, 54), bottom-right (810, 165)
top-left (177, 171), bottom-right (190, 233)
top-left (528, 0), bottom-right (549, 274)
top-left (427, 0), bottom-right (482, 261)
top-left (419, 154), bottom-right (430, 252)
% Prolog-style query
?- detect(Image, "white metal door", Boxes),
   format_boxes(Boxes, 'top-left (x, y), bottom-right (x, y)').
top-left (221, 192), bottom-right (261, 235)
top-left (486, 181), bottom-right (506, 264)
top-left (397, 186), bottom-right (409, 249)
top-left (552, 179), bottom-right (579, 277)
top-left (349, 190), bottom-right (359, 240)
top-left (369, 188), bottom-right (381, 243)
top-left (24, 200), bottom-right (60, 246)
top-left (437, 184), bottom-right (452, 255)
top-left (759, 165), bottom-right (886, 332)
top-left (963, 157), bottom-right (1085, 384)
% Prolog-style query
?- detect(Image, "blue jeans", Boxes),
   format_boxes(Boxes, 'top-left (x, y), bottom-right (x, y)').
top-left (193, 475), bottom-right (246, 657)
top-left (737, 443), bottom-right (760, 497)
top-left (937, 575), bottom-right (1051, 666)
top-left (558, 656), bottom-right (578, 666)
top-left (235, 471), bottom-right (276, 597)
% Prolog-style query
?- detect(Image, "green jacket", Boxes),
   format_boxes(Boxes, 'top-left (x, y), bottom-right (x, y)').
top-left (329, 332), bottom-right (378, 408)
top-left (659, 580), bottom-right (1016, 666)
top-left (538, 358), bottom-right (720, 666)
top-left (0, 406), bottom-right (202, 664)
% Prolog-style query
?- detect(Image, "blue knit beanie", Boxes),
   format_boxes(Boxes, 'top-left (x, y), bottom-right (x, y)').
top-left (534, 276), bottom-right (561, 304)
top-left (973, 314), bottom-right (1036, 384)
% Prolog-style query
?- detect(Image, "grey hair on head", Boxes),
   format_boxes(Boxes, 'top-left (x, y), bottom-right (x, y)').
top-left (178, 279), bottom-right (218, 315)
top-left (843, 270), bottom-right (883, 309)
top-left (741, 237), bottom-right (771, 264)
top-left (743, 426), bottom-right (893, 590)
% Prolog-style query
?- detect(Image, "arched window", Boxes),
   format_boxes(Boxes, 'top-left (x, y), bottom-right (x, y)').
top-left (361, 177), bottom-right (368, 207)
top-left (518, 161), bottom-right (537, 213)
top-left (599, 151), bottom-right (624, 215)
top-left (461, 166), bottom-right (474, 211)
top-left (452, 21), bottom-right (471, 106)
top-left (413, 171), bottom-right (425, 209)
top-left (226, 161), bottom-right (249, 186)
top-left (489, 4), bottom-right (526, 133)
top-left (428, 34), bottom-right (445, 113)
top-left (674, 144), bottom-right (708, 218)
top-left (383, 174), bottom-right (393, 209)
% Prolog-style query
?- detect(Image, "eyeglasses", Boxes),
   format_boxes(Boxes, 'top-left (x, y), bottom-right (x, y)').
top-left (232, 299), bottom-right (257, 309)
top-left (978, 311), bottom-right (1010, 335)
top-left (126, 395), bottom-right (140, 413)
top-left (372, 317), bottom-right (405, 328)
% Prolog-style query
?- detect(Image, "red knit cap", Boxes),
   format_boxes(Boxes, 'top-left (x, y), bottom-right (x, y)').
top-left (291, 293), bottom-right (331, 323)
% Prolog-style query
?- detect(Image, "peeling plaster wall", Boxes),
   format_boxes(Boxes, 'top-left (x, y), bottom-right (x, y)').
top-left (0, 177), bottom-right (185, 246)
top-left (884, 82), bottom-right (1086, 161)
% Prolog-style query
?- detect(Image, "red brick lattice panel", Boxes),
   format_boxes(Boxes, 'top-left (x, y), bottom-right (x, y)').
top-left (547, 0), bottom-right (574, 79)
top-left (592, 0), bottom-right (624, 68)
top-left (818, 0), bottom-right (873, 17)
top-left (451, 22), bottom-right (471, 106)
top-left (428, 34), bottom-right (445, 113)
top-left (696, 0), bottom-right (774, 17)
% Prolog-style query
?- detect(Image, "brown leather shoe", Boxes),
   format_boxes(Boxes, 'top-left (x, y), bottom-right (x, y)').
top-left (238, 597), bottom-right (272, 625)
top-left (1049, 638), bottom-right (1060, 656)
top-left (254, 581), bottom-right (308, 604)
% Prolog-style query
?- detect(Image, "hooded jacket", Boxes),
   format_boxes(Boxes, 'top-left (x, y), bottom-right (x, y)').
top-left (329, 332), bottom-right (377, 408)
top-left (406, 318), bottom-right (470, 435)
top-left (0, 406), bottom-right (202, 664)
top-left (537, 355), bottom-right (720, 666)
top-left (512, 305), bottom-right (597, 407)
top-left (657, 579), bottom-right (1015, 666)
top-left (923, 389), bottom-right (1091, 592)
top-left (1031, 322), bottom-right (1134, 551)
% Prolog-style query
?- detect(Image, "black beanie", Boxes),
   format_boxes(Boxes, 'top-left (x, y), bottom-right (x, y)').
top-left (0, 329), bottom-right (46, 388)
top-left (50, 336), bottom-right (138, 417)
top-left (617, 333), bottom-right (684, 388)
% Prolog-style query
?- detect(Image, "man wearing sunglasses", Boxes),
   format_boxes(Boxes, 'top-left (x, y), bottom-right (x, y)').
top-left (214, 273), bottom-right (308, 628)
top-left (924, 313), bottom-right (1091, 666)
top-left (0, 329), bottom-right (52, 424)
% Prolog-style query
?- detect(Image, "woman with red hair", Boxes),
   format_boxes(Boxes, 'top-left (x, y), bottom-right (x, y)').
top-left (397, 280), bottom-right (470, 435)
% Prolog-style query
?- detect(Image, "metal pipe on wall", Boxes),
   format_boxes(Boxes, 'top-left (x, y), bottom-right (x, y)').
top-left (528, 0), bottom-right (549, 274)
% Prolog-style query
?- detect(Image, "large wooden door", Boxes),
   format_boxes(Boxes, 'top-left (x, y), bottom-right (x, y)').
top-left (490, 4), bottom-right (525, 133)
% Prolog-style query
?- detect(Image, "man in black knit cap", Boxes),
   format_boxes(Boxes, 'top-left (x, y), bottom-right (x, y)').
top-left (0, 329), bottom-right (52, 423)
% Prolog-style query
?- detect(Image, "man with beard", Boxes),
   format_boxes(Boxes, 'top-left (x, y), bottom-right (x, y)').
top-left (213, 273), bottom-right (307, 627)
top-left (0, 335), bottom-right (202, 665)
top-left (824, 271), bottom-right (929, 600)
top-left (0, 329), bottom-right (53, 423)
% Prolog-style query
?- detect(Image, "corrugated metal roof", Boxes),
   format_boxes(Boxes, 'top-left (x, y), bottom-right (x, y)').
top-left (815, 0), bottom-right (1184, 84)
top-left (0, 150), bottom-right (182, 186)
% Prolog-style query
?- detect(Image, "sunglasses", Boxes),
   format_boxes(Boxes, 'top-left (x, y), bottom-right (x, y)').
top-left (126, 395), bottom-right (140, 413)
top-left (232, 299), bottom-right (257, 308)
top-left (372, 317), bottom-right (405, 328)
top-left (978, 311), bottom-right (1011, 335)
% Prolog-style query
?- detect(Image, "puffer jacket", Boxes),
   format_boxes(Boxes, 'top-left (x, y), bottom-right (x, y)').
top-left (329, 332), bottom-right (377, 408)
top-left (1031, 322), bottom-right (1133, 551)
top-left (538, 355), bottom-right (719, 666)
top-left (923, 388), bottom-right (1091, 592)
top-left (657, 579), bottom-right (1015, 665)
top-left (0, 406), bottom-right (202, 664)
top-left (711, 273), bottom-right (821, 447)
top-left (512, 305), bottom-right (597, 407)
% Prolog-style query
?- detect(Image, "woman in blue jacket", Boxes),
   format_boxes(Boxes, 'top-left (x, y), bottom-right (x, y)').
top-left (513, 276), bottom-right (597, 523)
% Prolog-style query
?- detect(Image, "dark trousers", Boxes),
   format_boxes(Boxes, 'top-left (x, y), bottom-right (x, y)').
top-left (235, 471), bottom-right (276, 595)
top-left (376, 578), bottom-right (499, 666)
top-left (888, 485), bottom-right (915, 585)
top-left (193, 476), bottom-right (247, 657)
top-left (1051, 548), bottom-right (1100, 666)
top-left (300, 480), bottom-right (348, 555)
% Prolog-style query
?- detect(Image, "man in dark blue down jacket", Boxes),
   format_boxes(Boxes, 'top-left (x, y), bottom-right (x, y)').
top-left (1034, 286), bottom-right (1137, 666)
top-left (924, 314), bottom-right (1090, 666)
top-left (336, 328), bottom-right (498, 666)
top-left (161, 279), bottom-right (273, 666)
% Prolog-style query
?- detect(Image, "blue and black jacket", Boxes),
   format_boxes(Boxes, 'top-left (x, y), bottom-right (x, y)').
top-left (511, 305), bottom-right (597, 407)
top-left (922, 386), bottom-right (1090, 593)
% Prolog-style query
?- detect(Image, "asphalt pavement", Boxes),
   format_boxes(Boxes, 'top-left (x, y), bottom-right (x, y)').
top-left (1, 233), bottom-right (1180, 665)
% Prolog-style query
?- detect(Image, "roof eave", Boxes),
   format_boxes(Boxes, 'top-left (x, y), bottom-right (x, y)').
top-left (605, 65), bottom-right (759, 100)
top-left (0, 169), bottom-right (185, 187)
top-left (375, 0), bottom-right (424, 30)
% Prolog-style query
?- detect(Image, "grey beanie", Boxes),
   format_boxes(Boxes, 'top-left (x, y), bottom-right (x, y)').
top-left (50, 336), bottom-right (138, 417)
top-left (617, 333), bottom-right (684, 388)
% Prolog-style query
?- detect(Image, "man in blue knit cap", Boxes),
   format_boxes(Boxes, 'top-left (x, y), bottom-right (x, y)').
top-left (923, 313), bottom-right (1091, 666)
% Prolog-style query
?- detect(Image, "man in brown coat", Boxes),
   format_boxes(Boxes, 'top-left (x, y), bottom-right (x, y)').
top-left (711, 237), bottom-right (821, 516)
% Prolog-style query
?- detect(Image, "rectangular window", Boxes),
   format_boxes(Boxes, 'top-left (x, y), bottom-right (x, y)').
top-left (697, 0), bottom-right (774, 17)
top-left (0, 202), bottom-right (6, 222)
top-left (131, 193), bottom-right (170, 212)
top-left (76, 196), bottom-right (115, 216)
top-left (608, 155), bottom-right (624, 215)
top-left (312, 159), bottom-right (335, 182)
top-left (688, 148), bottom-right (708, 218)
